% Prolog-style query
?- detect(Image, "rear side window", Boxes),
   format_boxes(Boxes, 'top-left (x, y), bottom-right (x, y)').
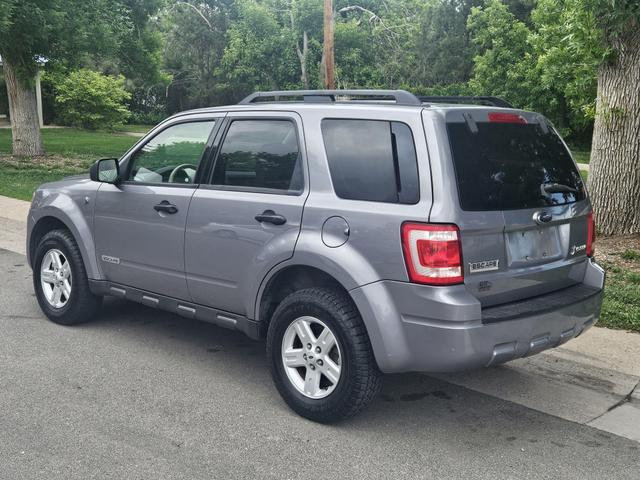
top-left (447, 121), bottom-right (586, 211)
top-left (321, 119), bottom-right (419, 204)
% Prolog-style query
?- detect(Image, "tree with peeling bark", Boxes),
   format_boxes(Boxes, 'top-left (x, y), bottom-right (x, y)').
top-left (0, 0), bottom-right (134, 157)
top-left (585, 0), bottom-right (640, 235)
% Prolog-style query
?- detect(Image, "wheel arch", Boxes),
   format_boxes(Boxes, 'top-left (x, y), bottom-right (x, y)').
top-left (29, 217), bottom-right (68, 262)
top-left (28, 208), bottom-right (101, 280)
top-left (256, 264), bottom-right (350, 331)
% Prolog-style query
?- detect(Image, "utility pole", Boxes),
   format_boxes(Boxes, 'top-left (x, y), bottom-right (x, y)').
top-left (322, 0), bottom-right (335, 89)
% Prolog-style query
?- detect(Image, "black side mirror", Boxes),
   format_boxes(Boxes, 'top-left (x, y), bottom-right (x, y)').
top-left (90, 158), bottom-right (120, 184)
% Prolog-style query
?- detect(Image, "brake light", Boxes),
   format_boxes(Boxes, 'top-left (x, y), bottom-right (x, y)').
top-left (488, 112), bottom-right (527, 124)
top-left (586, 212), bottom-right (596, 257)
top-left (401, 223), bottom-right (463, 285)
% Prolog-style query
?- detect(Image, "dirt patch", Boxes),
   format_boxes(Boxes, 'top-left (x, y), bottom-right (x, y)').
top-left (0, 154), bottom-right (92, 170)
top-left (596, 234), bottom-right (640, 273)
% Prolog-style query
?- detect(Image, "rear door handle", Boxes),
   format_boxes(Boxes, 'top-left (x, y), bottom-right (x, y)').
top-left (154, 200), bottom-right (178, 214)
top-left (255, 210), bottom-right (287, 225)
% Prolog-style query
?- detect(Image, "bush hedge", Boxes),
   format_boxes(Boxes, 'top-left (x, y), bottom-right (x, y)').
top-left (55, 69), bottom-right (131, 130)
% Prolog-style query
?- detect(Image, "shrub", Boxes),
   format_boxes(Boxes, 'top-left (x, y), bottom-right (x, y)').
top-left (55, 69), bottom-right (131, 130)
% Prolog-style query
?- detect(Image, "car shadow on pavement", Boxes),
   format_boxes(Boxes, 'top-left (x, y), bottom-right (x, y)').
top-left (89, 297), bottom-right (474, 418)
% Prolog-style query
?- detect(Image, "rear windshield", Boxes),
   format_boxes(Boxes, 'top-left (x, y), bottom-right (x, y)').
top-left (447, 121), bottom-right (586, 211)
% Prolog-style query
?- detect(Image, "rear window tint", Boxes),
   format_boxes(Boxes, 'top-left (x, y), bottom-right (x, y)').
top-left (321, 119), bottom-right (419, 204)
top-left (212, 119), bottom-right (302, 192)
top-left (447, 121), bottom-right (586, 211)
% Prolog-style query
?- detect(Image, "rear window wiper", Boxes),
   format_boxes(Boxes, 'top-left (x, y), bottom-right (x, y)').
top-left (542, 182), bottom-right (578, 194)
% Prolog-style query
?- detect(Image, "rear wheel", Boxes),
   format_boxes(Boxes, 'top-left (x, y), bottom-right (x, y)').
top-left (267, 287), bottom-right (382, 422)
top-left (33, 229), bottom-right (102, 325)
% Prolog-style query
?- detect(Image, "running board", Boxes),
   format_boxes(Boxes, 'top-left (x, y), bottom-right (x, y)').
top-left (88, 280), bottom-right (261, 339)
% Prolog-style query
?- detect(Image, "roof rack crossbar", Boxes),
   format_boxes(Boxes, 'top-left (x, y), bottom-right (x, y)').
top-left (239, 89), bottom-right (422, 106)
top-left (418, 96), bottom-right (513, 108)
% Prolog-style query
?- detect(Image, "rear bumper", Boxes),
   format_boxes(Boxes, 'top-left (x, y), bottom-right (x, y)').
top-left (350, 259), bottom-right (605, 374)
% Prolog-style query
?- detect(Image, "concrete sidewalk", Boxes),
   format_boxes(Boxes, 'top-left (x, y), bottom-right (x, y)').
top-left (0, 194), bottom-right (638, 442)
top-left (0, 195), bottom-right (30, 255)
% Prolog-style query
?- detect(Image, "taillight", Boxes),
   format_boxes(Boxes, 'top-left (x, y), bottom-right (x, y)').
top-left (586, 212), bottom-right (596, 257)
top-left (488, 112), bottom-right (527, 124)
top-left (401, 223), bottom-right (463, 285)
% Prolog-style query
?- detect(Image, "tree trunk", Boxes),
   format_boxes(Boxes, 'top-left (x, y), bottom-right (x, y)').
top-left (3, 58), bottom-right (44, 156)
top-left (297, 31), bottom-right (309, 89)
top-left (289, 10), bottom-right (309, 89)
top-left (588, 23), bottom-right (640, 235)
top-left (322, 0), bottom-right (335, 89)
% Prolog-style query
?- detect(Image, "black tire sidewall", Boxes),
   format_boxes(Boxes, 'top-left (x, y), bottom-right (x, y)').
top-left (33, 231), bottom-right (90, 324)
top-left (268, 292), bottom-right (363, 419)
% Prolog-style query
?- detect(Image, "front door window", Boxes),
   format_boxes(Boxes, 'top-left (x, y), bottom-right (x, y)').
top-left (128, 121), bottom-right (216, 184)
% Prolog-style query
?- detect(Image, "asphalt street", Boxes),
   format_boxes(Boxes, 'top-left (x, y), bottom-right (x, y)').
top-left (1, 247), bottom-right (639, 480)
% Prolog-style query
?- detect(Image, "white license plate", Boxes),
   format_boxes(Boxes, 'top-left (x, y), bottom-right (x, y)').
top-left (506, 227), bottom-right (562, 266)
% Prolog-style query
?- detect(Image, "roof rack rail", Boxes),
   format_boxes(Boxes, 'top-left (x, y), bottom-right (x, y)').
top-left (239, 89), bottom-right (422, 106)
top-left (418, 96), bottom-right (513, 108)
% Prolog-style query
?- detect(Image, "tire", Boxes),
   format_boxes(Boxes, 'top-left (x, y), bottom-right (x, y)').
top-left (33, 229), bottom-right (102, 325)
top-left (267, 287), bottom-right (382, 423)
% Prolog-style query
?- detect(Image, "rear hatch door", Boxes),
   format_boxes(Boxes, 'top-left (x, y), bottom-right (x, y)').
top-left (440, 109), bottom-right (591, 307)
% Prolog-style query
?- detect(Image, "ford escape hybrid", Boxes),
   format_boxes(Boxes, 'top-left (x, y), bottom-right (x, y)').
top-left (27, 90), bottom-right (604, 422)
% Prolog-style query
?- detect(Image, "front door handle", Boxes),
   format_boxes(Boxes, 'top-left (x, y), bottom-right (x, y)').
top-left (154, 200), bottom-right (178, 214)
top-left (255, 210), bottom-right (287, 225)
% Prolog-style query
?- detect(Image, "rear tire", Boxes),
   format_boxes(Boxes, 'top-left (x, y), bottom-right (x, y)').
top-left (266, 287), bottom-right (382, 423)
top-left (33, 229), bottom-right (102, 325)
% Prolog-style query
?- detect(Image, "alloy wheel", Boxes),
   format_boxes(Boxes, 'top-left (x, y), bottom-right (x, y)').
top-left (281, 316), bottom-right (342, 399)
top-left (40, 249), bottom-right (72, 309)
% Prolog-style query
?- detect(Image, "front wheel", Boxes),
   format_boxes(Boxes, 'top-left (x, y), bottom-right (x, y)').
top-left (33, 229), bottom-right (102, 325)
top-left (266, 287), bottom-right (382, 422)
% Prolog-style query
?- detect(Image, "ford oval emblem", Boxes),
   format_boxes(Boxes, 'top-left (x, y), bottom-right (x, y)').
top-left (533, 211), bottom-right (553, 225)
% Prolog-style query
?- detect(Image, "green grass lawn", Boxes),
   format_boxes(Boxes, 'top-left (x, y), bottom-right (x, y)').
top-left (580, 169), bottom-right (588, 182)
top-left (572, 150), bottom-right (590, 164)
top-left (117, 124), bottom-right (155, 134)
top-left (0, 127), bottom-right (140, 200)
top-left (0, 128), bottom-right (139, 157)
top-left (599, 259), bottom-right (640, 332)
top-left (0, 162), bottom-right (88, 200)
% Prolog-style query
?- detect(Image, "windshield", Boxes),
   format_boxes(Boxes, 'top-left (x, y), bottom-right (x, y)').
top-left (446, 121), bottom-right (586, 211)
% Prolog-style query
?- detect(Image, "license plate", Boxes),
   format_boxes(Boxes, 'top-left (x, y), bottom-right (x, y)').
top-left (506, 227), bottom-right (561, 266)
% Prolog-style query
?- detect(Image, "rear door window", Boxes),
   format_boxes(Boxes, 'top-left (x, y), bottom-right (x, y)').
top-left (321, 119), bottom-right (419, 204)
top-left (447, 120), bottom-right (585, 211)
top-left (211, 119), bottom-right (302, 193)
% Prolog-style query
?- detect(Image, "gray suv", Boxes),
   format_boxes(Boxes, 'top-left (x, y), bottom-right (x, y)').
top-left (27, 90), bottom-right (605, 422)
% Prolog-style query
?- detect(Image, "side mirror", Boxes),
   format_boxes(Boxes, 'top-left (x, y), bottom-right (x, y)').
top-left (90, 158), bottom-right (120, 184)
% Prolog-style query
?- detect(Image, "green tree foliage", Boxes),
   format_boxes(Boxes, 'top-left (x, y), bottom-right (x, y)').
top-left (116, 0), bottom-right (166, 86)
top-left (413, 0), bottom-right (479, 86)
top-left (4, 0), bottom-right (632, 148)
top-left (0, 0), bottom-right (135, 79)
top-left (531, 0), bottom-right (602, 133)
top-left (162, 0), bottom-right (236, 109)
top-left (0, 0), bottom-right (164, 154)
top-left (467, 0), bottom-right (537, 110)
top-left (334, 20), bottom-right (381, 87)
top-left (220, 0), bottom-right (299, 98)
top-left (55, 69), bottom-right (131, 130)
